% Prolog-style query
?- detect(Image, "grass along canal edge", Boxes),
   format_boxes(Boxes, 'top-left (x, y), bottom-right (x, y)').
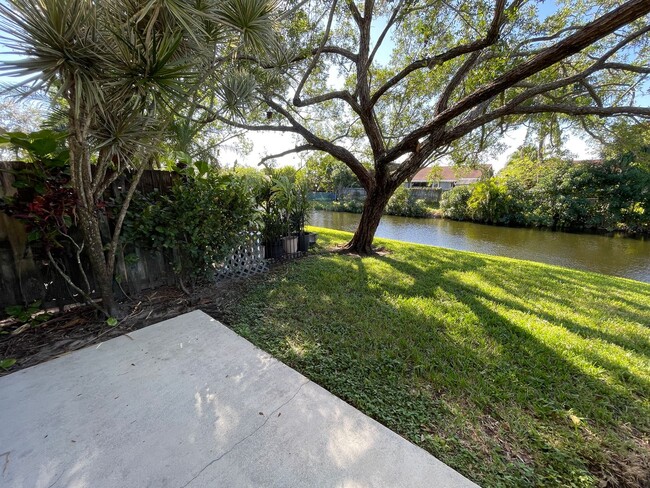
top-left (226, 227), bottom-right (650, 487)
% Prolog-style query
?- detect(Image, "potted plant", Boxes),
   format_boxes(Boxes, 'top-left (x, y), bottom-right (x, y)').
top-left (258, 178), bottom-right (285, 259)
top-left (291, 178), bottom-right (312, 253)
top-left (272, 176), bottom-right (299, 256)
top-left (262, 209), bottom-right (285, 258)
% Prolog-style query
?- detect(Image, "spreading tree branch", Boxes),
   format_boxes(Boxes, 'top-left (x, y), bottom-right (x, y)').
top-left (258, 144), bottom-right (315, 165)
top-left (264, 96), bottom-right (373, 188)
top-left (382, 0), bottom-right (650, 163)
top-left (436, 0), bottom-right (507, 114)
top-left (293, 0), bottom-right (339, 107)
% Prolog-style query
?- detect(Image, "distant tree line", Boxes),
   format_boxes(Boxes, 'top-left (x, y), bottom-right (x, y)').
top-left (441, 145), bottom-right (650, 235)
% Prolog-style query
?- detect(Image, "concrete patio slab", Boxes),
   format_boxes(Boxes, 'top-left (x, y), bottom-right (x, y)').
top-left (0, 310), bottom-right (478, 488)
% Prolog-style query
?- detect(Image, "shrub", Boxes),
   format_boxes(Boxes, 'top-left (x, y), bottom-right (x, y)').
top-left (466, 179), bottom-right (513, 224)
top-left (331, 198), bottom-right (364, 213)
top-left (440, 185), bottom-right (472, 220)
top-left (123, 171), bottom-right (258, 283)
top-left (386, 187), bottom-right (431, 217)
top-left (0, 130), bottom-right (75, 251)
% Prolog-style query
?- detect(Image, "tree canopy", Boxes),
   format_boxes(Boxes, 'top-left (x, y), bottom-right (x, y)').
top-left (208, 0), bottom-right (650, 252)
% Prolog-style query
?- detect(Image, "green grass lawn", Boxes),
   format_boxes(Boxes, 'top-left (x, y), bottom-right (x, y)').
top-left (228, 227), bottom-right (650, 487)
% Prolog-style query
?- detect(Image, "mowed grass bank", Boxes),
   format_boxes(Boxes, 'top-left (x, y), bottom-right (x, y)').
top-left (229, 228), bottom-right (650, 487)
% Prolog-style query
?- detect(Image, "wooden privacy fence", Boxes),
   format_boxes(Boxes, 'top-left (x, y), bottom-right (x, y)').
top-left (0, 162), bottom-right (264, 315)
top-left (0, 161), bottom-right (180, 312)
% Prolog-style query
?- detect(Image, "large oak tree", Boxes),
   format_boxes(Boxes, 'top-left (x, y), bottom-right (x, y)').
top-left (215, 0), bottom-right (650, 253)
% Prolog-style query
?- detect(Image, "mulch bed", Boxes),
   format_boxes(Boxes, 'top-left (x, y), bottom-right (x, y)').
top-left (0, 277), bottom-right (257, 377)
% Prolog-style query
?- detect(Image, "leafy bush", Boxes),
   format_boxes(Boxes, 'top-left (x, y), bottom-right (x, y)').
top-left (255, 176), bottom-right (284, 243)
top-left (331, 198), bottom-right (365, 213)
top-left (440, 185), bottom-right (472, 220)
top-left (442, 155), bottom-right (650, 234)
top-left (271, 174), bottom-right (312, 235)
top-left (123, 172), bottom-right (258, 282)
top-left (0, 130), bottom-right (76, 251)
top-left (254, 170), bottom-right (312, 243)
top-left (466, 179), bottom-right (514, 224)
top-left (311, 200), bottom-right (334, 211)
top-left (385, 186), bottom-right (431, 217)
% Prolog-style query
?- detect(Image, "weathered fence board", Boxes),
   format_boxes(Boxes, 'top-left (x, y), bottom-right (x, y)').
top-left (0, 163), bottom-right (180, 313)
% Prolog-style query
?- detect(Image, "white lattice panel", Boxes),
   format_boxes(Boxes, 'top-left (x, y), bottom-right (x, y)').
top-left (214, 233), bottom-right (268, 281)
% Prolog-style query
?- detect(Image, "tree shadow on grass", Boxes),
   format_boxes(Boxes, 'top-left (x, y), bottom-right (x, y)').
top-left (462, 269), bottom-right (650, 360)
top-left (375, 250), bottom-right (650, 358)
top-left (244, 249), bottom-right (650, 487)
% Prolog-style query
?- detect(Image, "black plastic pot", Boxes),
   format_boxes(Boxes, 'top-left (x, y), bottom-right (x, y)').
top-left (264, 239), bottom-right (284, 259)
top-left (298, 232), bottom-right (310, 253)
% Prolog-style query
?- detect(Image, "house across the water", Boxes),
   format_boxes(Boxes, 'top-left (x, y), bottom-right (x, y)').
top-left (405, 165), bottom-right (490, 190)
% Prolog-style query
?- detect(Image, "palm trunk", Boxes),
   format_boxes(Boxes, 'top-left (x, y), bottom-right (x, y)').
top-left (68, 108), bottom-right (119, 317)
top-left (74, 205), bottom-right (117, 316)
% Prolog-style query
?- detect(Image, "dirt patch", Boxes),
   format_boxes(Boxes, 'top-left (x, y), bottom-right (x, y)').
top-left (0, 276), bottom-right (260, 377)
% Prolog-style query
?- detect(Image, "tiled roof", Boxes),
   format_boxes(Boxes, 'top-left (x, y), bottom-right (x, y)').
top-left (411, 166), bottom-right (485, 183)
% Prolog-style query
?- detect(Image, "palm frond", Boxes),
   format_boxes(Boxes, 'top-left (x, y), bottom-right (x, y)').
top-left (216, 69), bottom-right (258, 116)
top-left (0, 0), bottom-right (106, 115)
top-left (214, 0), bottom-right (280, 54)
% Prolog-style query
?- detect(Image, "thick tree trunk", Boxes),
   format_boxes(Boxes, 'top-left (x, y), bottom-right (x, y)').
top-left (342, 186), bottom-right (395, 254)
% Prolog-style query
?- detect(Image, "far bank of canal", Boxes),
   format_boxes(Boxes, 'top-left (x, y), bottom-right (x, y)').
top-left (311, 210), bottom-right (650, 283)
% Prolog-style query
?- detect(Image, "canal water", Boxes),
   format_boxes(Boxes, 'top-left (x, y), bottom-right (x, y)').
top-left (311, 210), bottom-right (650, 283)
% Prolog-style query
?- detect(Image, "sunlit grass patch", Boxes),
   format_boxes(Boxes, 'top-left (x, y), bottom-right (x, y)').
top-left (230, 227), bottom-right (650, 487)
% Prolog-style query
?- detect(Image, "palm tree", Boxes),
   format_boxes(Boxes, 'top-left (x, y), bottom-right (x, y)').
top-left (0, 0), bottom-right (279, 316)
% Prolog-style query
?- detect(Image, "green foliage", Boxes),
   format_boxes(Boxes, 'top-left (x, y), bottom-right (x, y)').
top-left (256, 175), bottom-right (284, 243)
top-left (0, 130), bottom-right (68, 166)
top-left (123, 170), bottom-right (259, 281)
top-left (601, 122), bottom-right (650, 170)
top-left (466, 179), bottom-right (513, 224)
top-left (0, 358), bottom-right (17, 370)
top-left (386, 186), bottom-right (431, 218)
top-left (271, 175), bottom-right (298, 236)
top-left (440, 185), bottom-right (473, 220)
top-left (443, 151), bottom-right (650, 234)
top-left (317, 188), bottom-right (435, 218)
top-left (304, 154), bottom-right (361, 194)
top-left (4, 301), bottom-right (51, 326)
top-left (255, 169), bottom-right (312, 242)
top-left (0, 0), bottom-right (281, 314)
top-left (330, 198), bottom-right (365, 213)
top-left (0, 130), bottom-right (77, 250)
top-left (231, 227), bottom-right (650, 487)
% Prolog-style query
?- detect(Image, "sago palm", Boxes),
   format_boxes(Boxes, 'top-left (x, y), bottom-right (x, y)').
top-left (0, 0), bottom-right (280, 316)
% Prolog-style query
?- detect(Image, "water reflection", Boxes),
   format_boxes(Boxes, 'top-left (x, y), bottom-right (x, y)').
top-left (311, 211), bottom-right (650, 283)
